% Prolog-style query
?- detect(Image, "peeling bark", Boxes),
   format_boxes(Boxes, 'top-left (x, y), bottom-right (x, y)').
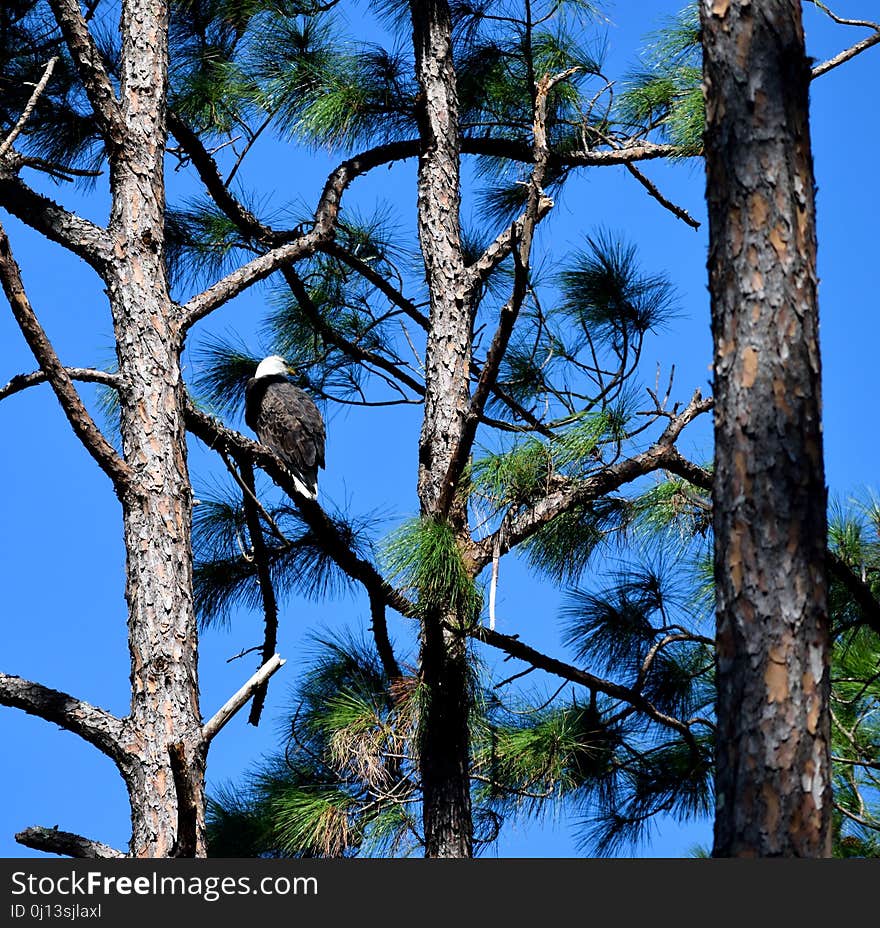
top-left (701, 0), bottom-right (832, 857)
top-left (408, 0), bottom-right (474, 859)
top-left (100, 0), bottom-right (204, 857)
top-left (410, 0), bottom-right (470, 518)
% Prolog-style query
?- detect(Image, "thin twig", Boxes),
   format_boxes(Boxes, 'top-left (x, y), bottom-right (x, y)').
top-left (0, 57), bottom-right (59, 160)
top-left (219, 450), bottom-right (288, 545)
top-left (494, 666), bottom-right (536, 689)
top-left (624, 163), bottom-right (700, 229)
top-left (808, 0), bottom-right (880, 78)
top-left (225, 645), bottom-right (264, 664)
top-left (0, 223), bottom-right (132, 491)
top-left (225, 111), bottom-right (275, 186)
top-left (809, 0), bottom-right (878, 31)
top-left (507, 680), bottom-right (569, 715)
top-left (831, 755), bottom-right (880, 772)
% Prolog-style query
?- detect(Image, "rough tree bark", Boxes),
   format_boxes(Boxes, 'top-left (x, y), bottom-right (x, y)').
top-left (408, 0), bottom-right (474, 858)
top-left (45, 0), bottom-right (205, 856)
top-left (701, 0), bottom-right (832, 857)
top-left (1, 0), bottom-right (726, 860)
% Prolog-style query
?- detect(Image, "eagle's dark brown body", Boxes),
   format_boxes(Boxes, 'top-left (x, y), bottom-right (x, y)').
top-left (245, 372), bottom-right (325, 499)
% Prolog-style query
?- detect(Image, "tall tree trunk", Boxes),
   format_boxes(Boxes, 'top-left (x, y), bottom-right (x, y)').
top-left (419, 610), bottom-right (473, 859)
top-left (701, 0), bottom-right (832, 857)
top-left (109, 0), bottom-right (204, 857)
top-left (408, 0), bottom-right (474, 858)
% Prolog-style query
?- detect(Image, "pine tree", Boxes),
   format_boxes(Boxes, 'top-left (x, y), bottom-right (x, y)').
top-left (6, 0), bottom-right (873, 860)
top-left (701, 0), bottom-right (829, 857)
top-left (1, 0), bottom-right (217, 857)
top-left (169, 0), bottom-right (716, 858)
top-left (0, 0), bottom-right (712, 858)
top-left (171, 0), bottom-right (717, 858)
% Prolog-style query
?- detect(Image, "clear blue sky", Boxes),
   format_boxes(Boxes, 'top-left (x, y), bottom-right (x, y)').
top-left (1, 1), bottom-right (878, 859)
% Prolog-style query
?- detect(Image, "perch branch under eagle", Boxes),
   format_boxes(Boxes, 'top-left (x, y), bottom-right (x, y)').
top-left (245, 355), bottom-right (325, 500)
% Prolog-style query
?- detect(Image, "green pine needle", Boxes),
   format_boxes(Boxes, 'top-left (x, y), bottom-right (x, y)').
top-left (382, 517), bottom-right (483, 624)
top-left (521, 504), bottom-right (604, 585)
top-left (616, 3), bottom-right (703, 156)
top-left (191, 333), bottom-right (260, 419)
top-left (468, 438), bottom-right (553, 508)
top-left (481, 702), bottom-right (620, 806)
top-left (558, 231), bottom-right (678, 342)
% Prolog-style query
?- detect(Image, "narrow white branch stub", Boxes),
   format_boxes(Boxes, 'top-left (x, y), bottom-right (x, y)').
top-left (201, 653), bottom-right (285, 744)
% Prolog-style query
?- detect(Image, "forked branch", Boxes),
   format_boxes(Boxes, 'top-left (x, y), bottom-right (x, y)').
top-left (808, 1), bottom-right (880, 78)
top-left (0, 224), bottom-right (132, 493)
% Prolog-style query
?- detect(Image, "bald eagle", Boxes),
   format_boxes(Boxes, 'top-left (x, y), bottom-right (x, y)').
top-left (245, 355), bottom-right (325, 500)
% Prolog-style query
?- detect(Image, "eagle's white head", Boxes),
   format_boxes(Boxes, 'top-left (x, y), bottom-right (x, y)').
top-left (254, 355), bottom-right (290, 379)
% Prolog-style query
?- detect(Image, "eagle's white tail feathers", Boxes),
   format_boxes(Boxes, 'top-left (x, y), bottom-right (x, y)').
top-left (289, 469), bottom-right (318, 501)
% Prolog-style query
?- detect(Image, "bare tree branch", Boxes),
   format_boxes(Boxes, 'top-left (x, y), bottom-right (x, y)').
top-left (468, 391), bottom-right (713, 571)
top-left (0, 57), bottom-right (59, 159)
top-left (624, 163), bottom-right (701, 229)
top-left (179, 134), bottom-right (686, 332)
top-left (324, 242), bottom-right (427, 328)
top-left (281, 266), bottom-right (425, 397)
top-left (463, 196), bottom-right (554, 302)
top-left (47, 0), bottom-right (124, 149)
top-left (0, 167), bottom-right (112, 270)
top-left (661, 446), bottom-right (713, 490)
top-left (15, 826), bottom-right (125, 859)
top-left (808, 0), bottom-right (879, 29)
top-left (166, 111), bottom-right (275, 243)
top-left (200, 654), bottom-right (285, 745)
top-left (471, 625), bottom-right (701, 754)
top-left (180, 141), bottom-right (417, 331)
top-left (461, 136), bottom-right (684, 168)
top-left (0, 224), bottom-right (132, 491)
top-left (180, 229), bottom-right (318, 331)
top-left (13, 156), bottom-right (103, 182)
top-left (0, 672), bottom-right (127, 767)
top-left (0, 366), bottom-right (119, 402)
top-left (812, 31), bottom-right (880, 78)
top-left (808, 1), bottom-right (880, 79)
top-left (323, 246), bottom-right (551, 432)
